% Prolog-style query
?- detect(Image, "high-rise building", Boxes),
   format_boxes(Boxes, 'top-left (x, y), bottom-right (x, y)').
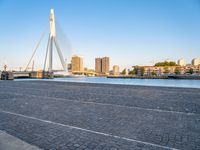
top-left (71, 55), bottom-right (84, 72)
top-left (113, 65), bottom-right (119, 75)
top-left (192, 58), bottom-right (200, 66)
top-left (95, 57), bottom-right (110, 75)
top-left (102, 57), bottom-right (110, 75)
top-left (95, 58), bottom-right (102, 74)
top-left (178, 58), bottom-right (185, 66)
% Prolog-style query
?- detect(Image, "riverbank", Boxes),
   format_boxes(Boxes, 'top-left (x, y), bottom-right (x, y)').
top-left (108, 75), bottom-right (168, 79)
top-left (108, 74), bottom-right (200, 80)
top-left (15, 77), bottom-right (200, 88)
top-left (0, 81), bottom-right (200, 149)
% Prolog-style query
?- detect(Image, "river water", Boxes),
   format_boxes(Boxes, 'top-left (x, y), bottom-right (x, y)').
top-left (41, 77), bottom-right (200, 89)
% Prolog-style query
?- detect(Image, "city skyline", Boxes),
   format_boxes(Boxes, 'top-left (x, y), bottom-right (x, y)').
top-left (0, 0), bottom-right (200, 70)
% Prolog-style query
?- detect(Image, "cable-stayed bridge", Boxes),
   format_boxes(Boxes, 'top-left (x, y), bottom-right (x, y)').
top-left (13, 9), bottom-right (70, 79)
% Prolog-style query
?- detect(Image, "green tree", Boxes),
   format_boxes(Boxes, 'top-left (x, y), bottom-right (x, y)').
top-left (129, 69), bottom-right (135, 75)
top-left (132, 66), bottom-right (139, 75)
top-left (140, 67), bottom-right (145, 76)
top-left (151, 71), bottom-right (157, 76)
top-left (169, 62), bottom-right (177, 66)
top-left (134, 66), bottom-right (139, 75)
top-left (155, 61), bottom-right (177, 67)
top-left (188, 68), bottom-right (194, 74)
top-left (121, 69), bottom-right (126, 75)
top-left (163, 67), bottom-right (170, 74)
top-left (175, 67), bottom-right (181, 75)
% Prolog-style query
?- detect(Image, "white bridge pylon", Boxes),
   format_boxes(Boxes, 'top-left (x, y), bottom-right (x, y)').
top-left (25, 9), bottom-right (67, 73)
top-left (46, 9), bottom-right (66, 72)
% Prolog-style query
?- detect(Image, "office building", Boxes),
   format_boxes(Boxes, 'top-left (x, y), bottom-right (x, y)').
top-left (192, 58), bottom-right (200, 66)
top-left (95, 57), bottom-right (110, 75)
top-left (178, 58), bottom-right (185, 66)
top-left (71, 55), bottom-right (84, 72)
top-left (113, 65), bottom-right (119, 75)
top-left (95, 58), bottom-right (102, 74)
top-left (102, 57), bottom-right (110, 75)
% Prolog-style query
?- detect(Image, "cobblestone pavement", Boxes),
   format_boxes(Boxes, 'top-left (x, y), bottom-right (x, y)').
top-left (0, 81), bottom-right (200, 150)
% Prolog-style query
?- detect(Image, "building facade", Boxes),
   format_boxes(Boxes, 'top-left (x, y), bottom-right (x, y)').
top-left (71, 55), bottom-right (84, 73)
top-left (192, 58), bottom-right (200, 66)
top-left (95, 58), bottom-right (102, 74)
top-left (95, 57), bottom-right (110, 75)
top-left (141, 65), bottom-right (200, 76)
top-left (113, 65), bottom-right (120, 75)
top-left (142, 66), bottom-right (177, 76)
top-left (178, 58), bottom-right (185, 66)
top-left (102, 57), bottom-right (110, 75)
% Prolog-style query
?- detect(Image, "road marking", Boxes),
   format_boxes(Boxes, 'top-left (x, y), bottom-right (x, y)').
top-left (0, 91), bottom-right (199, 116)
top-left (0, 110), bottom-right (178, 150)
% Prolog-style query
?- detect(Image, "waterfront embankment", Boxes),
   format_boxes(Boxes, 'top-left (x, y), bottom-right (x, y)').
top-left (108, 74), bottom-right (200, 80)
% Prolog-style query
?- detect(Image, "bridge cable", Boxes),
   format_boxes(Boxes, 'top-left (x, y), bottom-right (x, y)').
top-left (54, 37), bottom-right (66, 71)
top-left (43, 34), bottom-right (50, 71)
top-left (25, 28), bottom-right (47, 71)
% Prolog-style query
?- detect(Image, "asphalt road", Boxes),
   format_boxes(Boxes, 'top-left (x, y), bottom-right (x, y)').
top-left (0, 80), bottom-right (200, 150)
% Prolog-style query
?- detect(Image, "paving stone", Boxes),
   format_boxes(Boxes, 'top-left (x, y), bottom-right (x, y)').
top-left (0, 81), bottom-right (200, 149)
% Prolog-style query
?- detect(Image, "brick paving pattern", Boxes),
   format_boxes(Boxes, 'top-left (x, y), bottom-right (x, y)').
top-left (0, 81), bottom-right (200, 150)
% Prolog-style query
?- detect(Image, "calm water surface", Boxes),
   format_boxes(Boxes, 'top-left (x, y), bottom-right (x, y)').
top-left (48, 77), bottom-right (200, 89)
top-left (16, 77), bottom-right (200, 88)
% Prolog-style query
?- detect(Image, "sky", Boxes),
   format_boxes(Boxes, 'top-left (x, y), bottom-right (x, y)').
top-left (0, 0), bottom-right (200, 71)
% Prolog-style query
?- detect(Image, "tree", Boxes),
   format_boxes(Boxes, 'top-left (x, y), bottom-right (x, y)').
top-left (155, 61), bottom-right (177, 67)
top-left (121, 69), bottom-right (126, 75)
top-left (169, 62), bottom-right (177, 66)
top-left (140, 67), bottom-right (145, 76)
top-left (163, 67), bottom-right (170, 74)
top-left (129, 69), bottom-right (135, 75)
top-left (151, 71), bottom-right (157, 76)
top-left (131, 66), bottom-right (139, 75)
top-left (188, 68), bottom-right (194, 74)
top-left (134, 66), bottom-right (139, 75)
top-left (175, 67), bottom-right (181, 75)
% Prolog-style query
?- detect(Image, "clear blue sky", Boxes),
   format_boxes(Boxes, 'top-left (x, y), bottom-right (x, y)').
top-left (0, 0), bottom-right (200, 70)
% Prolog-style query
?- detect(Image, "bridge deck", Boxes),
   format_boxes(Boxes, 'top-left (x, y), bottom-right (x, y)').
top-left (13, 72), bottom-right (30, 78)
top-left (0, 81), bottom-right (200, 150)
